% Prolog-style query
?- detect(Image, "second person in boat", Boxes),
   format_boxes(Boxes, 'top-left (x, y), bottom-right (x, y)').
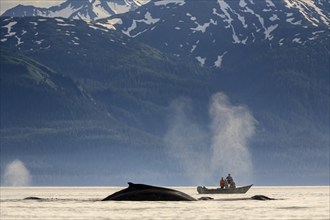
top-left (220, 177), bottom-right (225, 189)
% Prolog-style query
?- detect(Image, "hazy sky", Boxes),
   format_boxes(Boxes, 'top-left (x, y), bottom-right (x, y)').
top-left (0, 0), bottom-right (65, 14)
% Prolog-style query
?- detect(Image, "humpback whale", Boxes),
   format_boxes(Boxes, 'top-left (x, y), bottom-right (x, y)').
top-left (102, 182), bottom-right (197, 201)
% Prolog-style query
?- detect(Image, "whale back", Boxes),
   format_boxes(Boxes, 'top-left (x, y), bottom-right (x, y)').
top-left (102, 182), bottom-right (197, 201)
top-left (251, 195), bottom-right (274, 200)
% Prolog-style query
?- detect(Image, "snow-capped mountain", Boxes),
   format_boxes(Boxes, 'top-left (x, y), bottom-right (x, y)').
top-left (1, 0), bottom-right (150, 20)
top-left (98, 0), bottom-right (329, 67)
top-left (0, 16), bottom-right (129, 55)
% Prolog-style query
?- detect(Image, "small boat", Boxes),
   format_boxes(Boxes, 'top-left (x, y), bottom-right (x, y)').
top-left (197, 184), bottom-right (253, 194)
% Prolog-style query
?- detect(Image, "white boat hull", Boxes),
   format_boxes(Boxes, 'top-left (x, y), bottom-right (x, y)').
top-left (197, 184), bottom-right (253, 194)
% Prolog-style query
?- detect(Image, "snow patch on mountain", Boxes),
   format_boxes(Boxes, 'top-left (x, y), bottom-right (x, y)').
top-left (154, 0), bottom-right (186, 7)
top-left (283, 0), bottom-right (329, 26)
top-left (269, 14), bottom-right (279, 21)
top-left (196, 56), bottom-right (206, 67)
top-left (122, 11), bottom-right (159, 37)
top-left (100, 18), bottom-right (123, 29)
top-left (88, 23), bottom-right (110, 32)
top-left (3, 21), bottom-right (17, 37)
top-left (191, 19), bottom-right (217, 33)
top-left (265, 0), bottom-right (276, 8)
top-left (214, 51), bottom-right (228, 68)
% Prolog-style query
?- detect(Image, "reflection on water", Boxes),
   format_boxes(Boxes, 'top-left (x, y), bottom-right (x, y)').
top-left (0, 186), bottom-right (329, 220)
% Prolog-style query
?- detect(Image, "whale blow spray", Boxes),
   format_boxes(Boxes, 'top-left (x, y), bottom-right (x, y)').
top-left (164, 97), bottom-right (210, 184)
top-left (209, 92), bottom-right (256, 183)
top-left (3, 159), bottom-right (32, 186)
top-left (165, 93), bottom-right (256, 185)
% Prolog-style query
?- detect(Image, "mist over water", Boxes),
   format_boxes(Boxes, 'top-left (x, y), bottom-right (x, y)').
top-left (3, 159), bottom-right (32, 186)
top-left (164, 97), bottom-right (210, 184)
top-left (165, 93), bottom-right (256, 185)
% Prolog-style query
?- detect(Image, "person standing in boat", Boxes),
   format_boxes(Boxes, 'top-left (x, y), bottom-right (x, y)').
top-left (226, 174), bottom-right (233, 185)
top-left (220, 177), bottom-right (225, 189)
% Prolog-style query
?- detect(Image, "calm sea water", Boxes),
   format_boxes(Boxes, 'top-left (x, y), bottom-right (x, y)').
top-left (0, 186), bottom-right (329, 220)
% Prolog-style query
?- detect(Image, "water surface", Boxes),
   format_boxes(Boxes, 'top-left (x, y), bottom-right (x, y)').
top-left (1, 186), bottom-right (329, 219)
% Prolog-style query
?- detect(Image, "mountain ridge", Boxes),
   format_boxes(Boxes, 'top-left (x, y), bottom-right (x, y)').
top-left (2, 0), bottom-right (150, 20)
